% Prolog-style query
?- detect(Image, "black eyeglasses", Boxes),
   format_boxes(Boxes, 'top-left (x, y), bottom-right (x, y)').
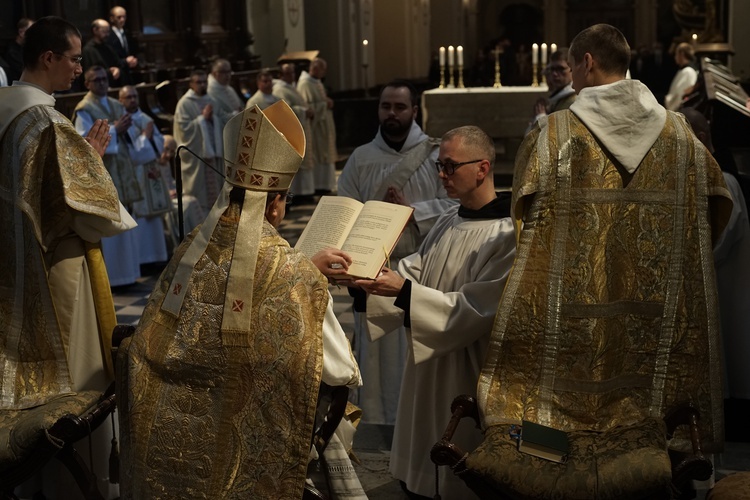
top-left (87, 77), bottom-right (108, 84)
top-left (53, 52), bottom-right (83, 65)
top-left (435, 159), bottom-right (483, 175)
top-left (285, 192), bottom-right (295, 205)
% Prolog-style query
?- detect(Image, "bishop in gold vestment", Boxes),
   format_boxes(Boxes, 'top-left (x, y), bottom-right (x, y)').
top-left (118, 102), bottom-right (361, 499)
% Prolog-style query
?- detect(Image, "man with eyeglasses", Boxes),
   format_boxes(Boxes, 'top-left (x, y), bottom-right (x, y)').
top-left (353, 125), bottom-right (516, 499)
top-left (0, 16), bottom-right (135, 497)
top-left (74, 65), bottom-right (143, 288)
top-left (337, 79), bottom-right (456, 427)
top-left (526, 47), bottom-right (576, 133)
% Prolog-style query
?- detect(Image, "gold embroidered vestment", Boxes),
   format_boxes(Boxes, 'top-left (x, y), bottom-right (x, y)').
top-left (477, 110), bottom-right (732, 452)
top-left (118, 199), bottom-right (329, 499)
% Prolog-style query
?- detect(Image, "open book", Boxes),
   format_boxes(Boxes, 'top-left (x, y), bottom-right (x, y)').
top-left (294, 196), bottom-right (414, 279)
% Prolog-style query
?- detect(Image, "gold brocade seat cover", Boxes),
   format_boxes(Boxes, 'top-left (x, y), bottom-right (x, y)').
top-left (476, 109), bottom-right (732, 456)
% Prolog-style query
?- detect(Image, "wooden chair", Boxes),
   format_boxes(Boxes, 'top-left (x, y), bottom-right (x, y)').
top-left (431, 395), bottom-right (713, 499)
top-left (0, 323), bottom-right (140, 498)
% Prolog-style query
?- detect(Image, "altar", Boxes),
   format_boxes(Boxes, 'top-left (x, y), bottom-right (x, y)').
top-left (421, 86), bottom-right (549, 156)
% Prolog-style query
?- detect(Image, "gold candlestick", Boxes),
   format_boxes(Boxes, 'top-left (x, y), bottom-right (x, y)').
top-left (448, 63), bottom-right (455, 88)
top-left (541, 71), bottom-right (547, 87)
top-left (532, 62), bottom-right (539, 87)
top-left (493, 48), bottom-right (502, 88)
top-left (439, 65), bottom-right (445, 89)
top-left (458, 64), bottom-right (465, 88)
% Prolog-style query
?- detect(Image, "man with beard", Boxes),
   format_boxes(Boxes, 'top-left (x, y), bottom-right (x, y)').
top-left (173, 69), bottom-right (225, 213)
top-left (337, 79), bottom-right (455, 426)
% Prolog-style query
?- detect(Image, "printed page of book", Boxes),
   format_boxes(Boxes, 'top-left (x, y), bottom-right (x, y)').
top-left (341, 200), bottom-right (414, 279)
top-left (295, 196), bottom-right (363, 258)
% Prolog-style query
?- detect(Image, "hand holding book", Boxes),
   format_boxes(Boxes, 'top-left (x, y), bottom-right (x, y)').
top-left (354, 268), bottom-right (405, 296)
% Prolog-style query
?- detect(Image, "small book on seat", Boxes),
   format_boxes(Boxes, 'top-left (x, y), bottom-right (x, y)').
top-left (518, 420), bottom-right (570, 463)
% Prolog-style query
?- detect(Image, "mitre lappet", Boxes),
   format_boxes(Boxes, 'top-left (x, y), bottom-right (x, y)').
top-left (160, 101), bottom-right (305, 343)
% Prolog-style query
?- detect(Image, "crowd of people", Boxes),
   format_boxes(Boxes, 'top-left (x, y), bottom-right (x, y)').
top-left (1, 10), bottom-right (748, 500)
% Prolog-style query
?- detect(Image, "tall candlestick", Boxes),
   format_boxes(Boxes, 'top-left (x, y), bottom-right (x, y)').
top-left (439, 46), bottom-right (445, 66)
top-left (550, 43), bottom-right (557, 56)
top-left (532, 43), bottom-right (539, 65)
top-left (362, 39), bottom-right (369, 66)
top-left (457, 45), bottom-right (464, 66)
top-left (541, 43), bottom-right (548, 65)
top-left (448, 45), bottom-right (455, 67)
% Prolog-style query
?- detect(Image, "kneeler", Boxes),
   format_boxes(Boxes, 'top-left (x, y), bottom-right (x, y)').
top-left (431, 395), bottom-right (712, 500)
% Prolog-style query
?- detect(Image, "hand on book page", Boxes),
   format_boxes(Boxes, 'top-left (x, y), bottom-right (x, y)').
top-left (353, 268), bottom-right (405, 297)
top-left (311, 248), bottom-right (352, 279)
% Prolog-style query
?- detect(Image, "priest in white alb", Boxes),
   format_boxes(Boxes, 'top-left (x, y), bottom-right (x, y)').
top-left (338, 80), bottom-right (455, 426)
top-left (354, 125), bottom-right (516, 499)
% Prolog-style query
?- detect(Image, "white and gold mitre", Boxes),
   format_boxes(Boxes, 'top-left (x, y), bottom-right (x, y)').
top-left (223, 100), bottom-right (305, 192)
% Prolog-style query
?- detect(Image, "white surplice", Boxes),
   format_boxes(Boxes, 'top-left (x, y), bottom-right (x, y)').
top-left (173, 89), bottom-right (224, 212)
top-left (297, 70), bottom-right (337, 191)
top-left (126, 109), bottom-right (168, 265)
top-left (274, 79), bottom-right (315, 196)
top-left (365, 205), bottom-right (515, 498)
top-left (664, 65), bottom-right (698, 111)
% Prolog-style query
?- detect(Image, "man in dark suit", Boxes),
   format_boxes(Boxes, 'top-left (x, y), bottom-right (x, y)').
top-left (106, 6), bottom-right (139, 76)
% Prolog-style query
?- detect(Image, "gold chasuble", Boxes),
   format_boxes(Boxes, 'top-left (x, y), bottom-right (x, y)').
top-left (1, 87), bottom-right (121, 410)
top-left (477, 109), bottom-right (732, 453)
top-left (118, 102), bottom-right (328, 499)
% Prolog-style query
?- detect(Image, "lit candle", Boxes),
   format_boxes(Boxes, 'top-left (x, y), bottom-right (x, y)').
top-left (550, 43), bottom-right (557, 56)
top-left (541, 43), bottom-right (548, 65)
top-left (532, 43), bottom-right (538, 65)
top-left (439, 46), bottom-right (445, 66)
top-left (448, 45), bottom-right (455, 67)
top-left (692, 33), bottom-right (698, 44)
top-left (457, 46), bottom-right (464, 66)
top-left (362, 39), bottom-right (368, 66)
